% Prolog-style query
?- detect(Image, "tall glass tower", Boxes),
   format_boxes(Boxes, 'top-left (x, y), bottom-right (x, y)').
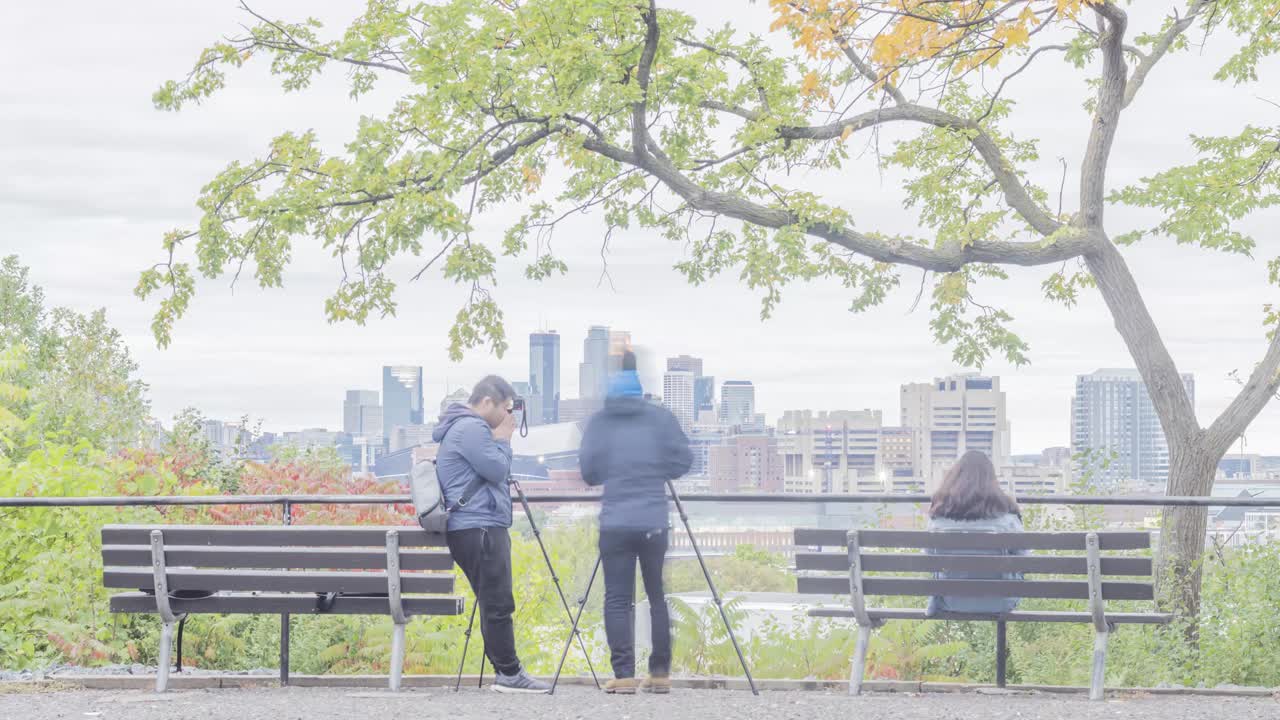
top-left (529, 331), bottom-right (560, 425)
top-left (382, 366), bottom-right (424, 444)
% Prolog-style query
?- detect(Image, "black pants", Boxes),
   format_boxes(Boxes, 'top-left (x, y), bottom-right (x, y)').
top-left (600, 528), bottom-right (671, 679)
top-left (447, 527), bottom-right (521, 676)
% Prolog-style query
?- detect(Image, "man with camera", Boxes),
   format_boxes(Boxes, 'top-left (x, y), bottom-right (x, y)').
top-left (433, 375), bottom-right (549, 693)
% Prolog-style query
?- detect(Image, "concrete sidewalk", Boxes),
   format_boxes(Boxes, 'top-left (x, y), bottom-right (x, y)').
top-left (1, 685), bottom-right (1277, 720)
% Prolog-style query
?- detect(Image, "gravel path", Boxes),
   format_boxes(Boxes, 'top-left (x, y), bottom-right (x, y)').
top-left (1, 685), bottom-right (1277, 720)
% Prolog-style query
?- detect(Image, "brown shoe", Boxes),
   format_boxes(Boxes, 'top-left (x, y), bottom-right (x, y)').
top-left (640, 675), bottom-right (671, 694)
top-left (605, 678), bottom-right (638, 695)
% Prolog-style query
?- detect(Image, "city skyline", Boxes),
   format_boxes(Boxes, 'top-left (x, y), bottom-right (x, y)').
top-left (177, 323), bottom-right (1233, 460)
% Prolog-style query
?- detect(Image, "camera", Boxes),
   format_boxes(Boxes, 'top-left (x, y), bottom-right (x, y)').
top-left (512, 397), bottom-right (525, 413)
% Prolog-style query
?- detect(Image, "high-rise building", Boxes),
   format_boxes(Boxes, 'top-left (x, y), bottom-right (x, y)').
top-left (579, 326), bottom-right (611, 401)
top-left (708, 435), bottom-right (784, 493)
top-left (719, 380), bottom-right (755, 428)
top-left (608, 330), bottom-right (631, 374)
top-left (530, 331), bottom-right (561, 425)
top-left (901, 373), bottom-right (1009, 491)
top-left (694, 376), bottom-right (715, 413)
top-left (667, 355), bottom-right (703, 376)
top-left (439, 388), bottom-right (469, 416)
top-left (778, 410), bottom-right (889, 494)
top-left (389, 424), bottom-right (436, 453)
top-left (344, 390), bottom-right (381, 441)
top-left (663, 370), bottom-right (696, 433)
top-left (1071, 368), bottom-right (1195, 487)
top-left (383, 365), bottom-right (424, 447)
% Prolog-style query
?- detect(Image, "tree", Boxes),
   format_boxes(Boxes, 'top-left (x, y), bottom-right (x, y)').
top-left (143, 1), bottom-right (1280, 617)
top-left (1, 255), bottom-right (150, 456)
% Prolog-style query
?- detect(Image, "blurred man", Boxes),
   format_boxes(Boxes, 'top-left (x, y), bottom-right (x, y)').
top-left (434, 375), bottom-right (550, 693)
top-left (580, 351), bottom-right (693, 694)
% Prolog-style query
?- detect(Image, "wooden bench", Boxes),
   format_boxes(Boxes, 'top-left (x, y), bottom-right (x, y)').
top-left (794, 528), bottom-right (1172, 700)
top-left (101, 524), bottom-right (463, 692)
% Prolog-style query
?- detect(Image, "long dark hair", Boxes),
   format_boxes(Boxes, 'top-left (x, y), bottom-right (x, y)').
top-left (929, 450), bottom-right (1020, 521)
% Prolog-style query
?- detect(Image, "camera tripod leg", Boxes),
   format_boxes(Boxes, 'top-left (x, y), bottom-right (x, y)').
top-left (454, 600), bottom-right (478, 692)
top-left (511, 478), bottom-right (602, 688)
top-left (666, 479), bottom-right (759, 696)
top-left (550, 553), bottom-right (602, 695)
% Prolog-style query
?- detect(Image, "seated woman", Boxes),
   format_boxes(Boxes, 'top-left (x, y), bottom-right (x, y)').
top-left (926, 450), bottom-right (1026, 616)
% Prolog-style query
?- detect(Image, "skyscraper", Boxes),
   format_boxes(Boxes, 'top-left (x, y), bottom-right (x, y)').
top-left (382, 365), bottom-right (424, 446)
top-left (667, 355), bottom-right (703, 376)
top-left (719, 380), bottom-right (755, 428)
top-left (1071, 368), bottom-right (1195, 487)
top-left (901, 373), bottom-right (1009, 491)
top-left (529, 331), bottom-right (560, 425)
top-left (694, 375), bottom-right (715, 413)
top-left (608, 330), bottom-right (631, 375)
top-left (579, 325), bottom-right (611, 401)
top-left (663, 370), bottom-right (696, 432)
top-left (344, 389), bottom-right (382, 441)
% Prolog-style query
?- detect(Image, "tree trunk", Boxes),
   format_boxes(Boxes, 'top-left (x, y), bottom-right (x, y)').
top-left (1155, 441), bottom-right (1221, 624)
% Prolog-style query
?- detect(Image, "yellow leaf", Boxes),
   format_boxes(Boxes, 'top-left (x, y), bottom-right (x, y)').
top-left (840, 125), bottom-right (854, 142)
top-left (800, 70), bottom-right (820, 96)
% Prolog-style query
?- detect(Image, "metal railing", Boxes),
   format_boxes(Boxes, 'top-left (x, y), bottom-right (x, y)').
top-left (3, 491), bottom-right (1280, 508)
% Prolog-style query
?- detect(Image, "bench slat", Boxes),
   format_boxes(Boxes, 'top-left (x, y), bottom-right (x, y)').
top-left (795, 553), bottom-right (1153, 576)
top-left (808, 607), bottom-right (1172, 624)
top-left (797, 575), bottom-right (1153, 600)
top-left (794, 529), bottom-right (1150, 550)
top-left (103, 568), bottom-right (454, 595)
top-left (101, 525), bottom-right (444, 548)
top-left (101, 545), bottom-right (453, 571)
top-left (108, 592), bottom-right (464, 616)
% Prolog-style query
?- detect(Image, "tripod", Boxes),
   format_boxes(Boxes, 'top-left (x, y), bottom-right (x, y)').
top-left (549, 478), bottom-right (758, 695)
top-left (452, 475), bottom-right (601, 691)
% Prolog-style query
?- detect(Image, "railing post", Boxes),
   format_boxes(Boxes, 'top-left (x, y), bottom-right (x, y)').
top-left (280, 500), bottom-right (292, 687)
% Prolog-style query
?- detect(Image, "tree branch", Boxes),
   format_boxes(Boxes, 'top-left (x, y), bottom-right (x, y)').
top-left (1206, 332), bottom-right (1280, 457)
top-left (239, 2), bottom-right (410, 76)
top-left (582, 132), bottom-right (1092, 274)
top-left (1079, 2), bottom-right (1128, 229)
top-left (632, 0), bottom-right (660, 159)
top-left (1123, 0), bottom-right (1213, 108)
top-left (777, 104), bottom-right (1061, 237)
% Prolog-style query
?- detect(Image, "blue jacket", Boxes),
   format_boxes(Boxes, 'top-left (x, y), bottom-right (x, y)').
top-left (925, 512), bottom-right (1027, 616)
top-left (432, 403), bottom-right (512, 531)
top-left (580, 374), bottom-right (693, 531)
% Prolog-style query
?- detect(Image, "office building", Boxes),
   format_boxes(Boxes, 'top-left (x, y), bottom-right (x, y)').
top-left (382, 366), bottom-right (424, 447)
top-left (719, 381), bottom-right (756, 428)
top-left (559, 398), bottom-right (593, 423)
top-left (281, 428), bottom-right (346, 449)
top-left (389, 424), bottom-right (436, 453)
top-left (1071, 368), bottom-right (1195, 487)
top-left (530, 331), bottom-right (561, 425)
top-left (778, 410), bottom-right (893, 494)
top-left (901, 373), bottom-right (1009, 490)
top-left (439, 388), bottom-right (469, 416)
top-left (708, 435), bottom-right (783, 493)
top-left (694, 375), bottom-right (715, 413)
top-left (608, 330), bottom-right (631, 373)
top-left (667, 355), bottom-right (703, 376)
top-left (579, 326), bottom-right (611, 401)
top-left (663, 370), bottom-right (696, 433)
top-left (343, 390), bottom-right (379, 436)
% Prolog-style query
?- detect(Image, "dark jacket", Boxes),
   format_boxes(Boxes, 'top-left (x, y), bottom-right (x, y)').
top-left (432, 403), bottom-right (512, 531)
top-left (580, 395), bottom-right (693, 531)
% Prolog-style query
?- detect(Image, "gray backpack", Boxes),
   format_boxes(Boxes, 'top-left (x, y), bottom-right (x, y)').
top-left (409, 458), bottom-right (487, 534)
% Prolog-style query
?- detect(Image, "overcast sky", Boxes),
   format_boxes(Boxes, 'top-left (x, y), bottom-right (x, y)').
top-left (2, 2), bottom-right (1277, 455)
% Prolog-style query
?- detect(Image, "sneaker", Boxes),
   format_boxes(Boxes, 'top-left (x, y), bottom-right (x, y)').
top-left (604, 678), bottom-right (638, 695)
top-left (493, 669), bottom-right (551, 694)
top-left (640, 674), bottom-right (671, 694)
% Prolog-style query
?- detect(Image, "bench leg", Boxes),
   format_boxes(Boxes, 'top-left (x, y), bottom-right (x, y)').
top-left (849, 624), bottom-right (872, 696)
top-left (389, 622), bottom-right (407, 692)
top-left (157, 621), bottom-right (175, 693)
top-left (1089, 630), bottom-right (1109, 701)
